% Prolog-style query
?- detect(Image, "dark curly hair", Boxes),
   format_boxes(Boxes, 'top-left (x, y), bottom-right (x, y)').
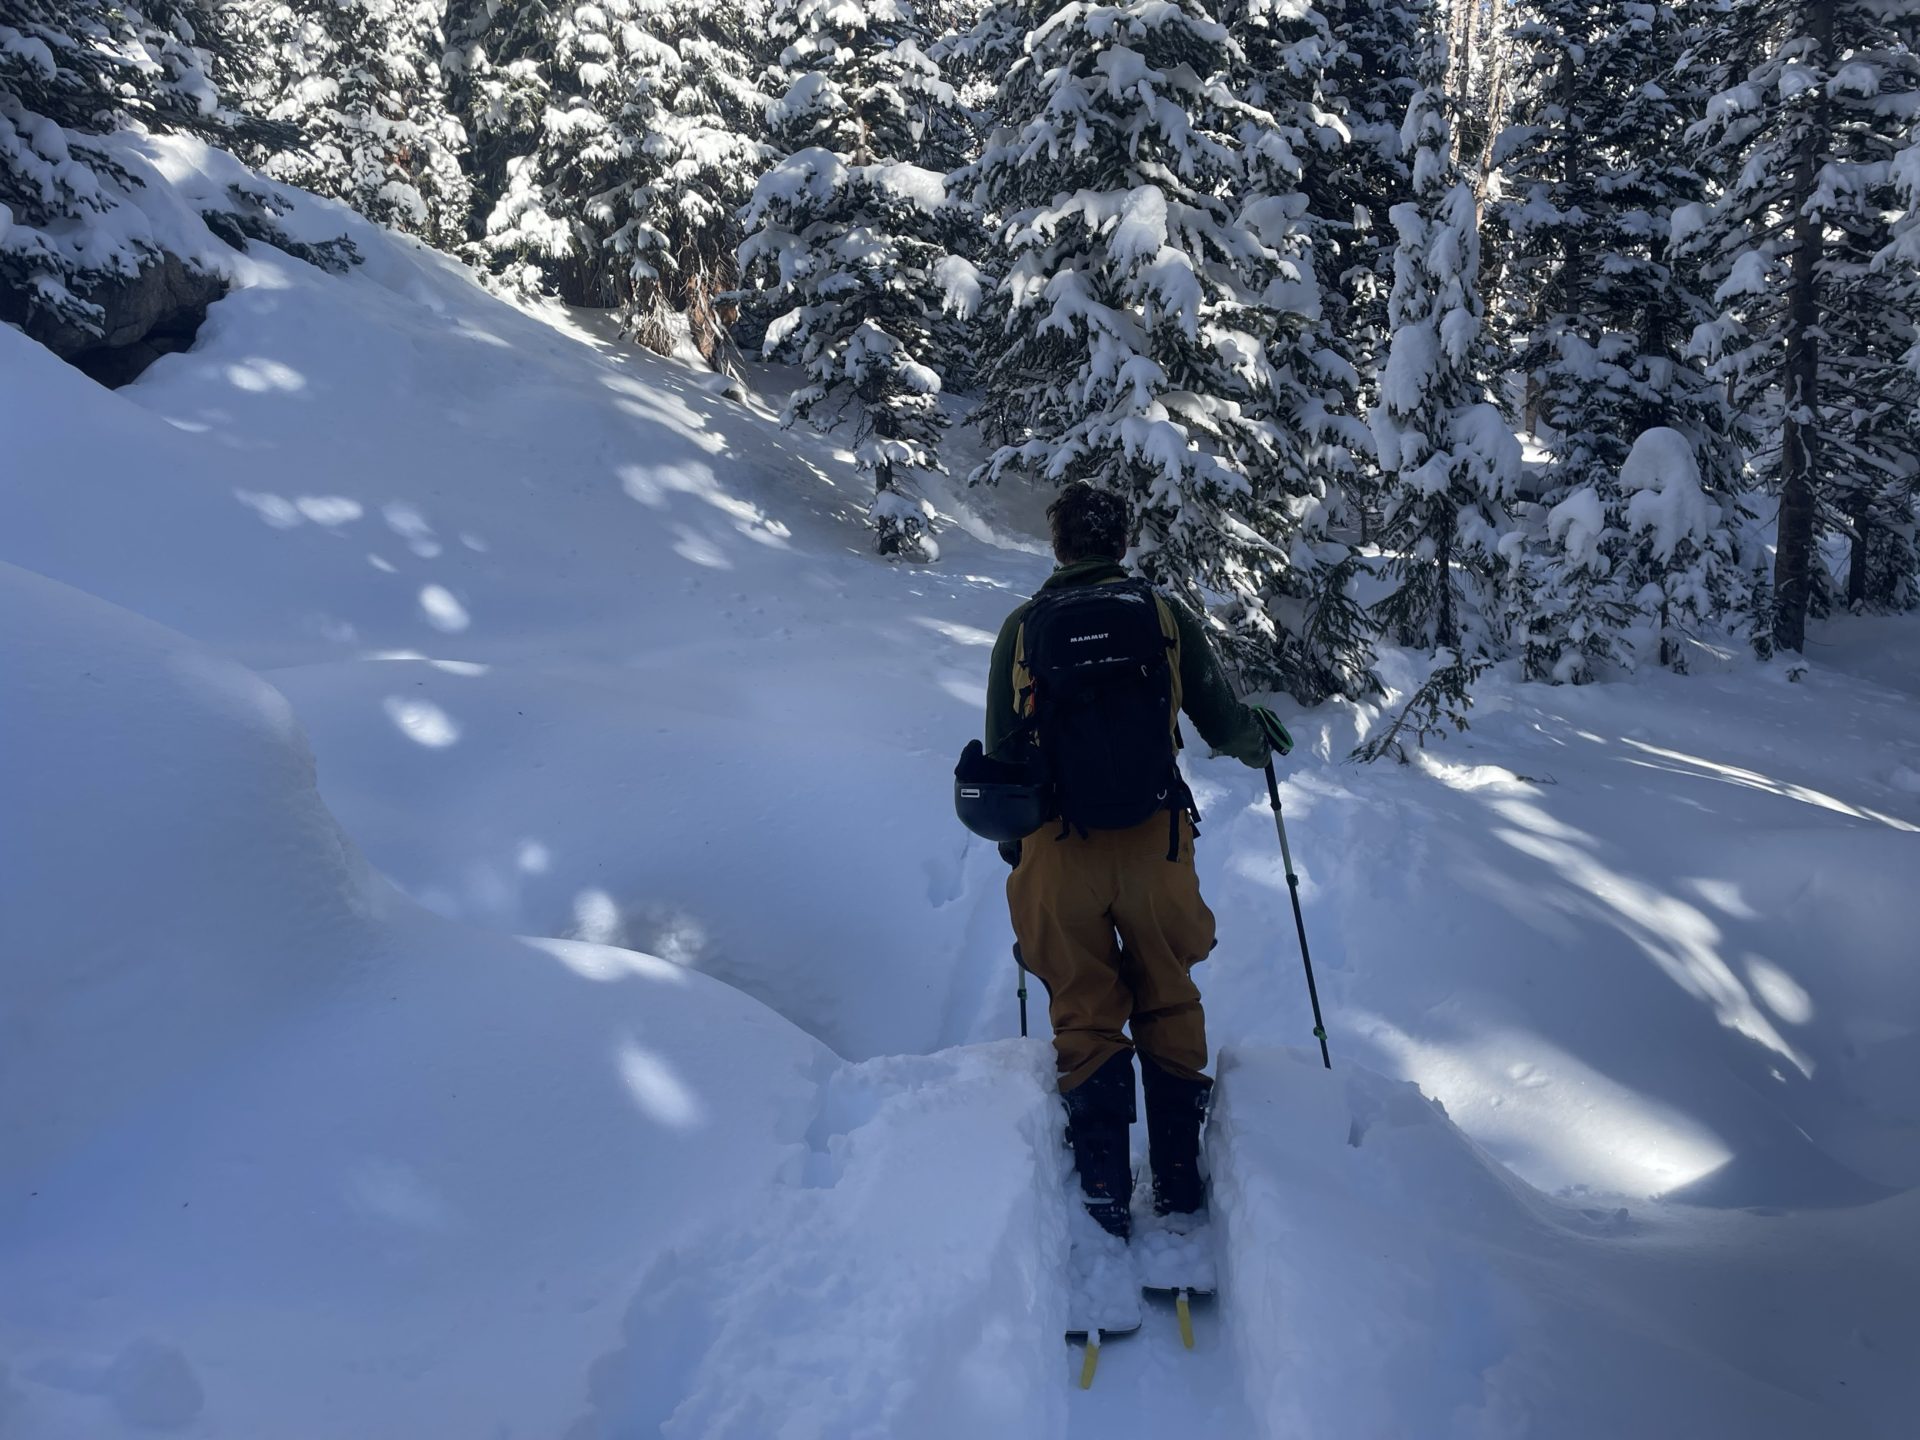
top-left (1046, 483), bottom-right (1130, 564)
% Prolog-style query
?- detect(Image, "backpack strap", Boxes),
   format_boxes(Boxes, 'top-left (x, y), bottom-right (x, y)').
top-left (1147, 587), bottom-right (1196, 858)
top-left (1164, 773), bottom-right (1202, 861)
top-left (1150, 591), bottom-right (1184, 726)
top-left (1011, 599), bottom-right (1038, 728)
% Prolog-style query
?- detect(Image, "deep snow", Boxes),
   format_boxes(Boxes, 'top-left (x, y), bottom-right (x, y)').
top-left (3, 136), bottom-right (1917, 1439)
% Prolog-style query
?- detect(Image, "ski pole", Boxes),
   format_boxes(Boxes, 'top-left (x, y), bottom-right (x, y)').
top-left (1013, 942), bottom-right (1029, 1038)
top-left (1265, 760), bottom-right (1331, 1068)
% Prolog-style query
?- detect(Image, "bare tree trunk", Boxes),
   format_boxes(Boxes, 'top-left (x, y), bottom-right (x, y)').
top-left (1449, 0), bottom-right (1474, 148)
top-left (1478, 18), bottom-right (1513, 183)
top-left (1772, 0), bottom-right (1831, 655)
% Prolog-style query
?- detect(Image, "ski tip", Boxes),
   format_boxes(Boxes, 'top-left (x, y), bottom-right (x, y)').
top-left (1078, 1339), bottom-right (1099, 1389)
top-left (1177, 1290), bottom-right (1195, 1350)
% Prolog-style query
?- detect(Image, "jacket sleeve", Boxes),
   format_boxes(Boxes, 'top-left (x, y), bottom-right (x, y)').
top-left (984, 604), bottom-right (1028, 760)
top-left (1169, 599), bottom-right (1270, 768)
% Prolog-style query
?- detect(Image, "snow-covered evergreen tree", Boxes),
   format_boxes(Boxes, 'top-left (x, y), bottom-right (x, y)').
top-left (1371, 30), bottom-right (1519, 654)
top-left (965, 0), bottom-right (1332, 691)
top-left (927, 0), bottom-right (1009, 127)
top-left (442, 0), bottom-right (561, 244)
top-left (919, 0), bottom-right (1008, 392)
top-left (240, 0), bottom-right (471, 247)
top-left (1677, 0), bottom-right (1920, 647)
top-left (1, 0), bottom-right (246, 333)
top-left (1222, 0), bottom-right (1384, 702)
top-left (1873, 112), bottom-right (1920, 610)
top-left (1888, 114), bottom-right (1920, 352)
top-left (475, 3), bottom-right (644, 301)
top-left (766, 0), bottom-right (958, 165)
top-left (477, 0), bottom-right (771, 367)
top-left (743, 0), bottom-right (973, 558)
top-left (740, 151), bottom-right (975, 560)
top-left (620, 0), bottom-right (774, 366)
top-left (1310, 0), bottom-right (1425, 546)
top-left (1619, 426), bottom-right (1742, 670)
top-left (1490, 0), bottom-right (1738, 680)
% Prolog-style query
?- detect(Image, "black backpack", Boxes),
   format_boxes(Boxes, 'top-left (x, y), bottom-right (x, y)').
top-left (1017, 578), bottom-right (1194, 841)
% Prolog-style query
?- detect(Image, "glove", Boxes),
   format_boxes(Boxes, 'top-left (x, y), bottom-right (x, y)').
top-left (998, 839), bottom-right (1023, 868)
top-left (1252, 704), bottom-right (1294, 758)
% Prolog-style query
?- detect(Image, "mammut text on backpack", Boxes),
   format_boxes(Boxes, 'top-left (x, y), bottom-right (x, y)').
top-left (1017, 579), bottom-right (1184, 832)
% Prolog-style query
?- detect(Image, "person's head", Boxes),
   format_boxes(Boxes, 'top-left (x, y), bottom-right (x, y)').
top-left (1046, 484), bottom-right (1130, 566)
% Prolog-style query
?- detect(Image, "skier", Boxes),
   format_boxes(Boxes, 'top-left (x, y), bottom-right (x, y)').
top-left (982, 484), bottom-right (1292, 1238)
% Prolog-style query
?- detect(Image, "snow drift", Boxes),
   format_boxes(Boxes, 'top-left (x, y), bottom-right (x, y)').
top-left (0, 558), bottom-right (1067, 1439)
top-left (0, 562), bottom-right (378, 1174)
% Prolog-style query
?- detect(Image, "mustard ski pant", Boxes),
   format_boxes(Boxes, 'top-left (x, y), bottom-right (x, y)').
top-left (1007, 811), bottom-right (1214, 1093)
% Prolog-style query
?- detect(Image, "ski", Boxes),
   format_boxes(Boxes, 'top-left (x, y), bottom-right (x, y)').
top-left (1142, 1283), bottom-right (1214, 1349)
top-left (1064, 1319), bottom-right (1141, 1388)
top-left (1063, 1192), bottom-right (1141, 1388)
top-left (1137, 1204), bottom-right (1216, 1349)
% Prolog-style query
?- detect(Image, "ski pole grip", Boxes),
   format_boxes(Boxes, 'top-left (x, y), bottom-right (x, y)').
top-left (1264, 759), bottom-right (1282, 810)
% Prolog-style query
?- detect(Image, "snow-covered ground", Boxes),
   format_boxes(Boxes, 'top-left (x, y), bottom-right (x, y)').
top-left (3, 138), bottom-right (1916, 1439)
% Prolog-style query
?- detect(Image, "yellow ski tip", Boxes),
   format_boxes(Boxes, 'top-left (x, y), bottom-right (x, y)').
top-left (1078, 1338), bottom-right (1100, 1389)
top-left (1177, 1290), bottom-right (1195, 1350)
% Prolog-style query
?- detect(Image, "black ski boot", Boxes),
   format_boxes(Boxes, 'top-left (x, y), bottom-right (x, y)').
top-left (1141, 1056), bottom-right (1212, 1216)
top-left (1063, 1050), bottom-right (1137, 1240)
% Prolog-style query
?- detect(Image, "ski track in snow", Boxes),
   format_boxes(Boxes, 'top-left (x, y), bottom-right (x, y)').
top-left (3, 138), bottom-right (1918, 1438)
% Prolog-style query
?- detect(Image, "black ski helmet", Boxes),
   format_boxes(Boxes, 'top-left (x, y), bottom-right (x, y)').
top-left (954, 740), bottom-right (1048, 843)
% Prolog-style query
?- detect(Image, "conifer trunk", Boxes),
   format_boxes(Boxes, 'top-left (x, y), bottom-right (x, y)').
top-left (1641, 232), bottom-right (1673, 430)
top-left (1772, 0), bottom-right (1831, 654)
top-left (1847, 495), bottom-right (1871, 609)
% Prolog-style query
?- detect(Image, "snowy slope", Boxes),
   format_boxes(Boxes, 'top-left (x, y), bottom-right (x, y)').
top-left (0, 137), bottom-right (1028, 1065)
top-left (4, 137), bottom-right (1918, 1439)
top-left (0, 561), bottom-right (1069, 1440)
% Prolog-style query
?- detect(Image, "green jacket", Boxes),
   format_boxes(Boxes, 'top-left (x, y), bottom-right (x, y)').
top-left (984, 559), bottom-right (1270, 768)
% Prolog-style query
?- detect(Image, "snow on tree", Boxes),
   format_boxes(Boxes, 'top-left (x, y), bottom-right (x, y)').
top-left (963, 0), bottom-right (1337, 693)
top-left (477, 0), bottom-right (772, 368)
top-left (918, 0), bottom-right (1010, 392)
top-left (741, 0), bottom-right (970, 558)
top-left (239, 0), bottom-right (471, 247)
top-left (442, 0), bottom-right (562, 245)
top-left (740, 149), bottom-right (972, 560)
top-left (1306, 0), bottom-right (1425, 548)
top-left (1370, 29), bottom-right (1519, 655)
top-left (766, 0), bottom-right (959, 164)
top-left (1871, 111), bottom-right (1920, 610)
top-left (617, 0), bottom-right (775, 368)
top-left (1489, 0), bottom-right (1740, 681)
top-left (1677, 0), bottom-right (1920, 647)
top-left (1887, 112), bottom-right (1920, 353)
top-left (929, 0), bottom-right (1014, 130)
top-left (1620, 425), bottom-right (1741, 671)
top-left (1219, 0), bottom-right (1385, 702)
top-left (1, 0), bottom-right (250, 334)
top-left (474, 3), bottom-right (647, 301)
